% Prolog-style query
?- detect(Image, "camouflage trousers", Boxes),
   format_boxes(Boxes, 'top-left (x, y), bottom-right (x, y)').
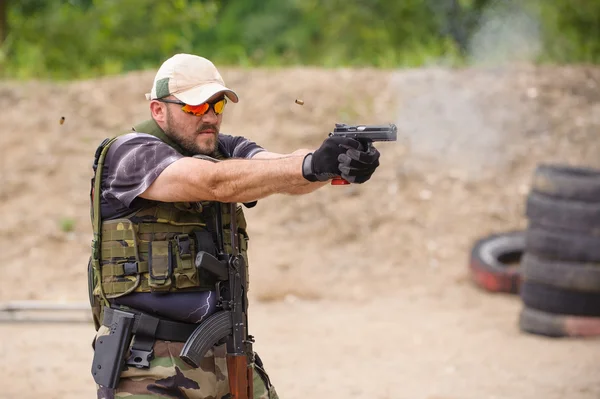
top-left (95, 325), bottom-right (279, 399)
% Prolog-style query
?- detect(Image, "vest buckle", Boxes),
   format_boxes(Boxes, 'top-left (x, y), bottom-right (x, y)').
top-left (123, 262), bottom-right (138, 276)
top-left (176, 234), bottom-right (192, 258)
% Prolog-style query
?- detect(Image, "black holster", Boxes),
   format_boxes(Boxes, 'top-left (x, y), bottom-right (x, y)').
top-left (91, 309), bottom-right (135, 388)
top-left (92, 306), bottom-right (200, 387)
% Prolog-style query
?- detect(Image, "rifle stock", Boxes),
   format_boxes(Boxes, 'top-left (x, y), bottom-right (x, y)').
top-left (227, 354), bottom-right (253, 399)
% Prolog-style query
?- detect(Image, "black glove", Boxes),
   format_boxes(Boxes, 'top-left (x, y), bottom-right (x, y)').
top-left (337, 142), bottom-right (380, 184)
top-left (302, 136), bottom-right (363, 182)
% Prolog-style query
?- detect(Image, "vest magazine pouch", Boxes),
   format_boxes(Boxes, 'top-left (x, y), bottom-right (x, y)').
top-left (223, 205), bottom-right (249, 251)
top-left (148, 240), bottom-right (173, 292)
top-left (100, 219), bottom-right (142, 298)
top-left (173, 233), bottom-right (199, 289)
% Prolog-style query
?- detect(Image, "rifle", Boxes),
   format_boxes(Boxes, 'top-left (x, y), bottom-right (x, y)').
top-left (329, 123), bottom-right (397, 185)
top-left (180, 201), bottom-right (254, 399)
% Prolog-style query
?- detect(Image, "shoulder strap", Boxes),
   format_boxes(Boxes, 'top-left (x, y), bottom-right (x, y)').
top-left (90, 137), bottom-right (119, 227)
top-left (90, 136), bottom-right (120, 308)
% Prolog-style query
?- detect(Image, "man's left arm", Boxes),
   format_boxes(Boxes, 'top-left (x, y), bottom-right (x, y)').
top-left (252, 150), bottom-right (328, 194)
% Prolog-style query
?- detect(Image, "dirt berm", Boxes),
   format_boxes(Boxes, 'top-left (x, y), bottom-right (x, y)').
top-left (0, 64), bottom-right (599, 398)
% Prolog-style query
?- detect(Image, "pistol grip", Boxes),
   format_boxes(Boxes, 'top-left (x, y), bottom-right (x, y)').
top-left (331, 177), bottom-right (350, 185)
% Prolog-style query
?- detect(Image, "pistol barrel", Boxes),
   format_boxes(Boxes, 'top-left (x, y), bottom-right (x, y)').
top-left (331, 123), bottom-right (397, 142)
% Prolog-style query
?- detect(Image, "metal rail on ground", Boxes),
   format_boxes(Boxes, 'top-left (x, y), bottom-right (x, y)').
top-left (0, 300), bottom-right (91, 323)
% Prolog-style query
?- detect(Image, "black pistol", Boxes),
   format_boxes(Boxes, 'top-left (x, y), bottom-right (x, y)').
top-left (329, 123), bottom-right (397, 185)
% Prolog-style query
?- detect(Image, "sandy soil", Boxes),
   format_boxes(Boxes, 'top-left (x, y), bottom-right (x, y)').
top-left (0, 64), bottom-right (599, 399)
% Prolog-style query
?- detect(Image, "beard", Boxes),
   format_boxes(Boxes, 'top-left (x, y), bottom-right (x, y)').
top-left (163, 107), bottom-right (219, 155)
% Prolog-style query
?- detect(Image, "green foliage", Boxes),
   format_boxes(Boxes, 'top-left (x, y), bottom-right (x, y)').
top-left (2, 0), bottom-right (218, 79)
top-left (536, 1), bottom-right (600, 63)
top-left (1, 0), bottom-right (599, 80)
top-left (59, 217), bottom-right (76, 233)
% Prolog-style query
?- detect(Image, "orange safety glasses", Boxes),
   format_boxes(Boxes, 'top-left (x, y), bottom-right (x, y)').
top-left (158, 97), bottom-right (227, 116)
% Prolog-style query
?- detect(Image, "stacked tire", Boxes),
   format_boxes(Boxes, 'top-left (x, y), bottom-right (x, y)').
top-left (520, 164), bottom-right (600, 338)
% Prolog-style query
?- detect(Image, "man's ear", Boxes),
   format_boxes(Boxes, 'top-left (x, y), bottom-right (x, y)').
top-left (150, 101), bottom-right (166, 122)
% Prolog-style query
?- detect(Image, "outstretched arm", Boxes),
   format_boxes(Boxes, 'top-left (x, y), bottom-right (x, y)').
top-left (140, 135), bottom-right (379, 203)
top-left (140, 154), bottom-right (324, 203)
top-left (251, 149), bottom-right (328, 195)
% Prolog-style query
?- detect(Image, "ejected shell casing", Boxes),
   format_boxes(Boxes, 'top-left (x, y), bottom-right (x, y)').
top-left (295, 99), bottom-right (304, 105)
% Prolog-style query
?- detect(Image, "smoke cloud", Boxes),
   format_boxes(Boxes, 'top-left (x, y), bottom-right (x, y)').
top-left (394, 1), bottom-right (543, 181)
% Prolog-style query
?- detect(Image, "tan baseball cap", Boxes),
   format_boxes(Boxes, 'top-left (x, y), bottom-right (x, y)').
top-left (145, 53), bottom-right (239, 105)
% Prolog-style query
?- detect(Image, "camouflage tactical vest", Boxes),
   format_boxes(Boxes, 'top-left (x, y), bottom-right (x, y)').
top-left (88, 119), bottom-right (250, 329)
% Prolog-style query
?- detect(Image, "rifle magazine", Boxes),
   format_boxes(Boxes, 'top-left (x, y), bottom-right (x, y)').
top-left (179, 310), bottom-right (232, 368)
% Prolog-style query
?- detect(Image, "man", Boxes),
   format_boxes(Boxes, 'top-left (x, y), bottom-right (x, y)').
top-left (89, 53), bottom-right (381, 399)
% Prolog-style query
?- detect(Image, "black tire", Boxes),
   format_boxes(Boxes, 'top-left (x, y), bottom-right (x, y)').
top-left (526, 224), bottom-right (600, 262)
top-left (531, 164), bottom-right (600, 202)
top-left (520, 281), bottom-right (600, 317)
top-left (469, 231), bottom-right (524, 294)
top-left (519, 306), bottom-right (600, 338)
top-left (525, 192), bottom-right (600, 232)
top-left (521, 253), bottom-right (600, 293)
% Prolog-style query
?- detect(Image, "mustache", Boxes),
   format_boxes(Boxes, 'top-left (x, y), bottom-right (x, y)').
top-left (197, 124), bottom-right (219, 133)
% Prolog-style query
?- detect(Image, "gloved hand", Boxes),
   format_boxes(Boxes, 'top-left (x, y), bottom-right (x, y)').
top-left (338, 142), bottom-right (380, 184)
top-left (302, 136), bottom-right (363, 182)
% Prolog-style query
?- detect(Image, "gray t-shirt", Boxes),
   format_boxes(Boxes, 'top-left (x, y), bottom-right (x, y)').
top-left (100, 132), bottom-right (265, 219)
top-left (100, 132), bottom-right (264, 322)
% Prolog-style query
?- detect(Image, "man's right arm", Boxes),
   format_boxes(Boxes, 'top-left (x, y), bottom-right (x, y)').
top-left (139, 134), bottom-right (381, 204)
top-left (139, 155), bottom-right (316, 204)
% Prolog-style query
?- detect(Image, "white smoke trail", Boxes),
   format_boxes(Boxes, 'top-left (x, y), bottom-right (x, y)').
top-left (392, 1), bottom-right (544, 181)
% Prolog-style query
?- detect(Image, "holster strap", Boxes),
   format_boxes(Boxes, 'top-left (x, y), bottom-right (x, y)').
top-left (102, 307), bottom-right (197, 342)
